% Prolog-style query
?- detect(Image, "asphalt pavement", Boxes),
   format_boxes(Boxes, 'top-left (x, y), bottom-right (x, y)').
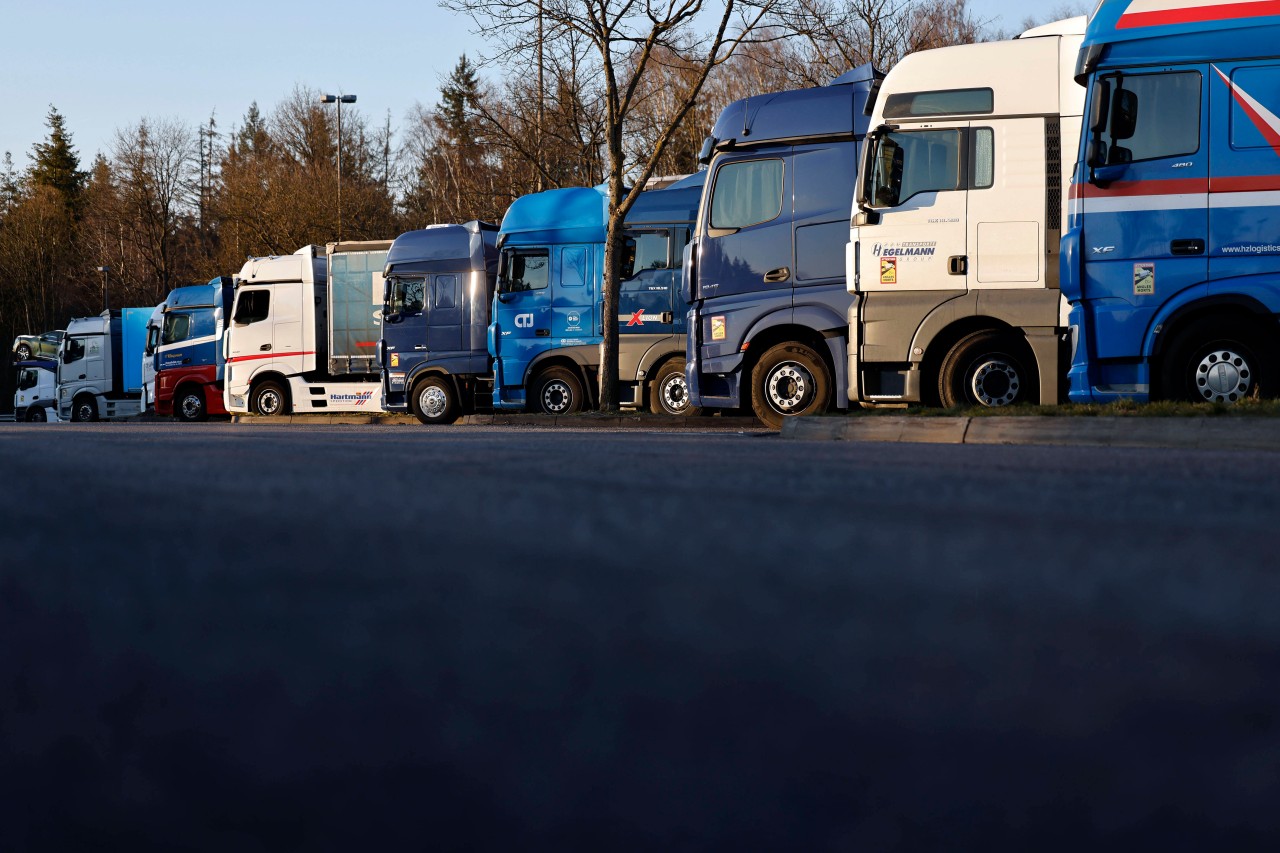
top-left (2, 423), bottom-right (1278, 850)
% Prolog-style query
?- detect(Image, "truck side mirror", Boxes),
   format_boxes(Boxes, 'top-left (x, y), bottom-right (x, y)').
top-left (1089, 80), bottom-right (1111, 134)
top-left (1111, 89), bottom-right (1138, 141)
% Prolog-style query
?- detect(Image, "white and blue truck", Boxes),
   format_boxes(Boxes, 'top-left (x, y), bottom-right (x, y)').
top-left (1064, 0), bottom-right (1280, 404)
top-left (13, 360), bottom-right (58, 422)
top-left (57, 308), bottom-right (151, 422)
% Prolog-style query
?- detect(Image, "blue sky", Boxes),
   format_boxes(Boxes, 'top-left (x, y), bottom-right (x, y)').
top-left (0, 0), bottom-right (1078, 173)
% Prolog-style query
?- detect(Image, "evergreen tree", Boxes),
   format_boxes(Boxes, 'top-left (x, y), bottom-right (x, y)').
top-left (237, 102), bottom-right (272, 154)
top-left (439, 55), bottom-right (481, 149)
top-left (28, 107), bottom-right (86, 211)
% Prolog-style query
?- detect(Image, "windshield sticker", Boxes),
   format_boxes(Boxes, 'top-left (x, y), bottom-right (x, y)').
top-left (880, 257), bottom-right (898, 284)
top-left (1134, 262), bottom-right (1155, 295)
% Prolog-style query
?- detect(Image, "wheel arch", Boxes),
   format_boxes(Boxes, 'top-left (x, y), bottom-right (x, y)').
top-left (525, 352), bottom-right (597, 408)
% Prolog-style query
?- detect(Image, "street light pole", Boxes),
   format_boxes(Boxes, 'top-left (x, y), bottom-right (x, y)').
top-left (96, 266), bottom-right (110, 311)
top-left (320, 93), bottom-right (357, 241)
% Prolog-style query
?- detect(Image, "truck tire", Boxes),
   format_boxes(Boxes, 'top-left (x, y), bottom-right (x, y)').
top-left (70, 395), bottom-right (98, 422)
top-left (14, 344), bottom-right (31, 361)
top-left (251, 380), bottom-right (289, 416)
top-left (411, 376), bottom-right (459, 425)
top-left (750, 343), bottom-right (831, 429)
top-left (26, 406), bottom-right (46, 423)
top-left (176, 386), bottom-right (209, 422)
top-left (650, 358), bottom-right (699, 416)
top-left (938, 330), bottom-right (1037, 409)
top-left (1160, 318), bottom-right (1270, 404)
top-left (534, 367), bottom-right (584, 415)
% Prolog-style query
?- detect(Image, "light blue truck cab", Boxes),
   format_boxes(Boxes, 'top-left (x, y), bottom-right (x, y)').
top-left (154, 278), bottom-right (234, 421)
top-left (379, 221), bottom-right (500, 424)
top-left (489, 177), bottom-right (703, 415)
top-left (685, 66), bottom-right (881, 427)
top-left (1064, 0), bottom-right (1280, 403)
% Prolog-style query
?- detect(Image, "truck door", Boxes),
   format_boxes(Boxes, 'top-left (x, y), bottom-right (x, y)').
top-left (619, 229), bottom-right (674, 337)
top-left (427, 273), bottom-right (463, 354)
top-left (494, 247), bottom-right (553, 382)
top-left (698, 153), bottom-right (795, 304)
top-left (553, 245), bottom-right (596, 340)
top-left (226, 287), bottom-right (273, 385)
top-left (855, 123), bottom-right (970, 366)
top-left (1079, 67), bottom-right (1209, 361)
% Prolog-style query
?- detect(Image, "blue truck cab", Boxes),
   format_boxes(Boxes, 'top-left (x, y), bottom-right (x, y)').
top-left (154, 278), bottom-right (234, 421)
top-left (379, 221), bottom-right (500, 424)
top-left (490, 177), bottom-right (702, 415)
top-left (1064, 1), bottom-right (1280, 403)
top-left (686, 65), bottom-right (881, 427)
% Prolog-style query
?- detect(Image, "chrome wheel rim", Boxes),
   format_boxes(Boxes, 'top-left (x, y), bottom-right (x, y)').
top-left (419, 385), bottom-right (448, 419)
top-left (180, 393), bottom-right (202, 419)
top-left (969, 358), bottom-right (1021, 407)
top-left (1196, 348), bottom-right (1252, 403)
top-left (766, 362), bottom-right (811, 414)
top-left (660, 373), bottom-right (689, 414)
top-left (542, 380), bottom-right (573, 414)
top-left (257, 389), bottom-right (282, 415)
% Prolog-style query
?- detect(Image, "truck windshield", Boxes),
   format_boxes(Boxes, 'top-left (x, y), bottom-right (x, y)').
top-left (388, 278), bottom-right (426, 314)
top-left (498, 249), bottom-right (549, 294)
top-left (866, 129), bottom-right (962, 208)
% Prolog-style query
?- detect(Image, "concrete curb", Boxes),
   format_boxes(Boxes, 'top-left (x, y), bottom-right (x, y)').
top-left (780, 415), bottom-right (1280, 451)
top-left (231, 412), bottom-right (767, 430)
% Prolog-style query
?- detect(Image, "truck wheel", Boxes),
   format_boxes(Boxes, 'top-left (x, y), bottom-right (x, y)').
top-left (176, 386), bottom-right (209, 422)
top-left (411, 376), bottom-right (459, 425)
top-left (251, 380), bottom-right (289, 416)
top-left (751, 343), bottom-right (831, 429)
top-left (650, 358), bottom-right (699, 416)
top-left (1160, 318), bottom-right (1269, 404)
top-left (534, 367), bottom-right (584, 415)
top-left (938, 331), bottom-right (1037, 408)
top-left (14, 344), bottom-right (31, 361)
top-left (71, 395), bottom-right (98, 422)
top-left (27, 406), bottom-right (46, 423)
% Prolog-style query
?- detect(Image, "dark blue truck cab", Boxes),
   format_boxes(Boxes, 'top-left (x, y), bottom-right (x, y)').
top-left (379, 221), bottom-right (500, 424)
top-left (686, 66), bottom-right (881, 427)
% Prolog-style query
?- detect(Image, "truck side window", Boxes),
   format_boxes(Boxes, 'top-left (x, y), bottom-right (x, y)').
top-left (1097, 71), bottom-right (1200, 164)
top-left (62, 338), bottom-right (85, 364)
top-left (162, 313), bottom-right (191, 345)
top-left (433, 275), bottom-right (458, 309)
top-left (710, 159), bottom-right (784, 229)
top-left (18, 369), bottom-right (35, 390)
top-left (390, 278), bottom-right (425, 314)
top-left (499, 250), bottom-right (549, 293)
top-left (621, 231), bottom-right (669, 279)
top-left (971, 128), bottom-right (994, 189)
top-left (869, 129), bottom-right (963, 207)
top-left (234, 290), bottom-right (270, 325)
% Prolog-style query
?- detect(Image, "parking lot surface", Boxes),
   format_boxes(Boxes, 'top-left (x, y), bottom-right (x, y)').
top-left (2, 424), bottom-right (1278, 849)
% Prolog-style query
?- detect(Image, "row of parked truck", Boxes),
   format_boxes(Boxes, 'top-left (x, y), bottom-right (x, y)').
top-left (16, 3), bottom-right (1280, 428)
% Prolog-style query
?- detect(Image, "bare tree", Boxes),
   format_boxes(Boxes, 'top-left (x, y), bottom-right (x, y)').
top-left (443, 0), bottom-right (788, 410)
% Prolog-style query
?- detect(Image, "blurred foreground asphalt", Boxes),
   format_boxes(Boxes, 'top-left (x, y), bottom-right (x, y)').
top-left (2, 424), bottom-right (1278, 851)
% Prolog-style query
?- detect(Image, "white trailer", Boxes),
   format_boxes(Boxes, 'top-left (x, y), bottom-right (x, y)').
top-left (223, 242), bottom-right (391, 416)
top-left (847, 18), bottom-right (1085, 408)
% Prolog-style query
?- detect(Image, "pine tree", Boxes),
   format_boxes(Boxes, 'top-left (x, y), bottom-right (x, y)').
top-left (439, 55), bottom-right (481, 150)
top-left (28, 106), bottom-right (86, 211)
top-left (237, 102), bottom-right (272, 154)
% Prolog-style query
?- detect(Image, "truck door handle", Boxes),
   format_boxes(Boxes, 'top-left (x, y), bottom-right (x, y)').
top-left (763, 267), bottom-right (790, 283)
top-left (259, 343), bottom-right (272, 351)
top-left (948, 256), bottom-right (968, 275)
top-left (1171, 239), bottom-right (1205, 255)
top-left (662, 312), bottom-right (673, 323)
